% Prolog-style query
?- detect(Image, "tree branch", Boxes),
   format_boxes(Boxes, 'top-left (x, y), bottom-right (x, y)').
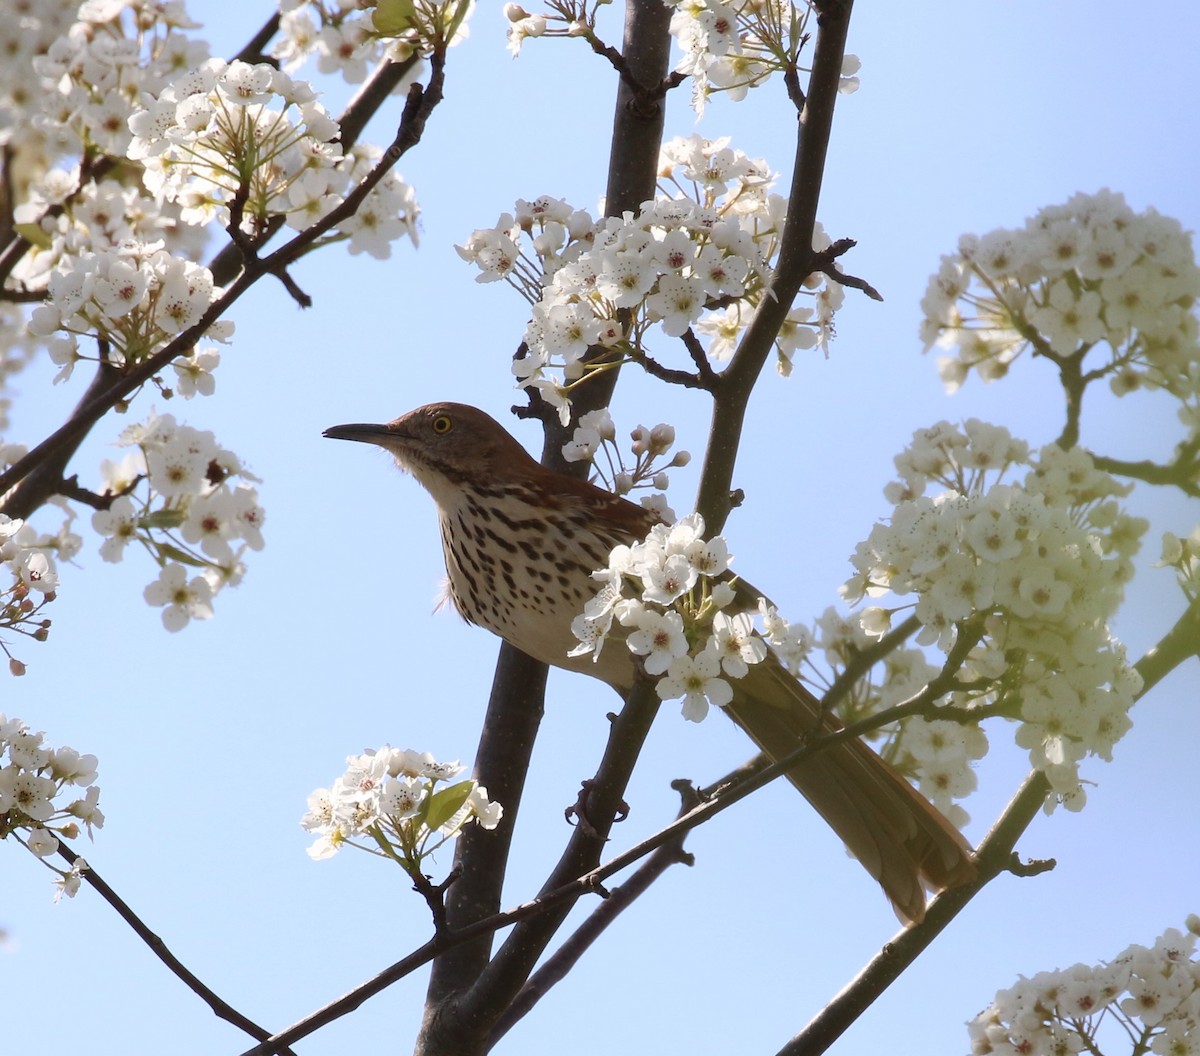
top-left (779, 769), bottom-right (1051, 1056)
top-left (0, 54), bottom-right (437, 521)
top-left (417, 7), bottom-right (676, 1051)
top-left (483, 776), bottom-right (705, 1048)
top-left (767, 586), bottom-right (1194, 1054)
top-left (423, 680), bottom-right (662, 1054)
top-left (1089, 450), bottom-right (1200, 497)
top-left (695, 0), bottom-right (856, 533)
top-left (56, 844), bottom-right (299, 1056)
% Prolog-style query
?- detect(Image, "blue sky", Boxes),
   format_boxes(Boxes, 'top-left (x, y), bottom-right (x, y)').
top-left (4, 3), bottom-right (1200, 1054)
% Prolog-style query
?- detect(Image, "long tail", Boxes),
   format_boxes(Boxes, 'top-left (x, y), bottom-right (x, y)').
top-left (725, 653), bottom-right (976, 924)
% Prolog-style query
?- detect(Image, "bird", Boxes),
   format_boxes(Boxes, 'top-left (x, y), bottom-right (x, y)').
top-left (324, 401), bottom-right (976, 923)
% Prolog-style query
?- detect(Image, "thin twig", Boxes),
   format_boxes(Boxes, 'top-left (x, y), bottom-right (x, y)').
top-left (56, 844), bottom-right (299, 1055)
top-left (1090, 451), bottom-right (1200, 496)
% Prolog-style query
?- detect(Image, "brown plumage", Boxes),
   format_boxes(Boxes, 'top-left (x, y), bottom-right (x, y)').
top-left (325, 402), bottom-right (976, 923)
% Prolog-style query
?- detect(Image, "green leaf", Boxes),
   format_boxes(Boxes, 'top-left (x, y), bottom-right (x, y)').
top-left (140, 509), bottom-right (187, 530)
top-left (373, 0), bottom-right (416, 36)
top-left (155, 543), bottom-right (206, 568)
top-left (15, 223), bottom-right (54, 250)
top-left (422, 780), bottom-right (474, 832)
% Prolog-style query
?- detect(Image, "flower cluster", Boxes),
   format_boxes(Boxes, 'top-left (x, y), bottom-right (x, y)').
top-left (968, 918), bottom-right (1200, 1056)
top-left (3, 1), bottom-right (433, 647)
top-left (920, 191), bottom-right (1200, 422)
top-left (1158, 527), bottom-right (1200, 604)
top-left (843, 420), bottom-right (1146, 808)
top-left (93, 411), bottom-right (266, 632)
top-left (664, 1), bottom-right (861, 114)
top-left (457, 136), bottom-right (841, 421)
top-left (127, 57), bottom-right (418, 256)
top-left (27, 241), bottom-right (232, 383)
top-left (3, 2), bottom-right (212, 402)
top-left (1, 508), bottom-right (78, 676)
top-left (502, 2), bottom-right (621, 59)
top-left (275, 0), bottom-right (475, 80)
top-left (562, 408), bottom-right (691, 521)
top-left (28, 1), bottom-right (210, 163)
top-left (301, 746), bottom-right (502, 877)
top-left (571, 513), bottom-right (768, 721)
top-left (0, 713), bottom-right (102, 900)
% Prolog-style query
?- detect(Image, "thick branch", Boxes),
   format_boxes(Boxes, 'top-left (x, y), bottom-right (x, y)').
top-left (483, 777), bottom-right (704, 1048)
top-left (780, 770), bottom-right (1051, 1056)
top-left (535, 0), bottom-right (676, 464)
top-left (770, 590), bottom-right (1194, 1053)
top-left (417, 680), bottom-right (661, 1055)
top-left (417, 7), bottom-right (675, 1052)
top-left (416, 646), bottom-right (548, 1029)
top-left (694, 0), bottom-right (855, 533)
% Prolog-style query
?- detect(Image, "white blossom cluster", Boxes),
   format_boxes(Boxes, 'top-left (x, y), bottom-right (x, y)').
top-left (664, 1), bottom-right (861, 114)
top-left (736, 601), bottom-right (988, 827)
top-left (571, 513), bottom-right (769, 722)
top-left (125, 57), bottom-right (418, 256)
top-left (0, 712), bottom-right (102, 900)
top-left (968, 918), bottom-right (1200, 1056)
top-left (27, 241), bottom-right (233, 383)
top-left (92, 411), bottom-right (266, 632)
top-left (456, 136), bottom-right (841, 422)
top-left (0, 508), bottom-right (79, 675)
top-left (0, 1), bottom-right (209, 409)
top-left (562, 408), bottom-right (691, 521)
top-left (843, 420), bottom-right (1146, 809)
top-left (275, 0), bottom-right (474, 80)
top-left (921, 190), bottom-right (1200, 426)
top-left (1158, 527), bottom-right (1200, 604)
top-left (0, 1), bottom-right (437, 651)
top-left (29, 2), bottom-right (209, 162)
top-left (301, 745), bottom-right (502, 872)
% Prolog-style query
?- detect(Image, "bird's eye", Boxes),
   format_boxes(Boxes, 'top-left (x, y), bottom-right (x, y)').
top-left (432, 414), bottom-right (453, 435)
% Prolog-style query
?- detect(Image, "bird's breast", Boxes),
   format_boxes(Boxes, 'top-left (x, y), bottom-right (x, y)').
top-left (435, 487), bottom-right (637, 691)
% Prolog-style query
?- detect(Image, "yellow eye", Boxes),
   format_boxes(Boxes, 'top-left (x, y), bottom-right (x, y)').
top-left (432, 414), bottom-right (453, 435)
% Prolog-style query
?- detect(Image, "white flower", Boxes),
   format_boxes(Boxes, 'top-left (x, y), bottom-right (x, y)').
top-left (143, 564), bottom-right (216, 631)
top-left (709, 611), bottom-right (766, 678)
top-left (625, 608), bottom-right (689, 675)
top-left (92, 497), bottom-right (140, 563)
top-left (467, 785), bottom-right (503, 830)
top-left (638, 551), bottom-right (698, 606)
top-left (26, 827), bottom-right (59, 857)
top-left (378, 776), bottom-right (426, 820)
top-left (172, 347), bottom-right (219, 398)
top-left (656, 648), bottom-right (733, 722)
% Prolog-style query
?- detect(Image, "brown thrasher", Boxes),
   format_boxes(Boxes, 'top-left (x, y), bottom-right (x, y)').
top-left (325, 402), bottom-right (975, 923)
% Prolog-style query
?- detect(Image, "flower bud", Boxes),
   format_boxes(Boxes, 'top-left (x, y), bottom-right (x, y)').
top-left (649, 423), bottom-right (675, 454)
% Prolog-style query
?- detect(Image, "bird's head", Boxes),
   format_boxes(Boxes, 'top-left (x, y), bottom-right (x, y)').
top-left (324, 403), bottom-right (537, 503)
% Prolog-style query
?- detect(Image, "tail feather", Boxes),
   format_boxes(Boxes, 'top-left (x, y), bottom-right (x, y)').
top-left (725, 654), bottom-right (976, 924)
